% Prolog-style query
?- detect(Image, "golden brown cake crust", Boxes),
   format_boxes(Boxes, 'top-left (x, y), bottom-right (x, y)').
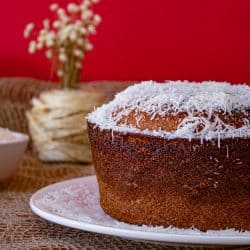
top-left (116, 109), bottom-right (250, 132)
top-left (88, 122), bottom-right (250, 231)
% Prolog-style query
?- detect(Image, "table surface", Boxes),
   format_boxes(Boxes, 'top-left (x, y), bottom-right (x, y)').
top-left (0, 78), bottom-right (249, 250)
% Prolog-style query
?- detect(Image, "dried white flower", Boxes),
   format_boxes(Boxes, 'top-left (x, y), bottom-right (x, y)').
top-left (73, 49), bottom-right (83, 58)
top-left (45, 32), bottom-right (56, 47)
top-left (37, 42), bottom-right (43, 50)
top-left (46, 39), bottom-right (54, 47)
top-left (81, 10), bottom-right (93, 20)
top-left (50, 3), bottom-right (59, 11)
top-left (87, 25), bottom-right (96, 34)
top-left (53, 20), bottom-right (61, 29)
top-left (82, 0), bottom-right (91, 9)
top-left (28, 41), bottom-right (37, 54)
top-left (85, 42), bottom-right (93, 51)
top-left (24, 23), bottom-right (35, 38)
top-left (58, 25), bottom-right (73, 42)
top-left (45, 50), bottom-right (53, 58)
top-left (59, 53), bottom-right (67, 62)
top-left (37, 34), bottom-right (45, 43)
top-left (74, 20), bottom-right (81, 27)
top-left (39, 29), bottom-right (47, 36)
top-left (57, 8), bottom-right (64, 15)
top-left (76, 38), bottom-right (85, 46)
top-left (60, 16), bottom-right (70, 25)
top-left (57, 8), bottom-right (67, 19)
top-left (80, 27), bottom-right (87, 35)
top-left (80, 3), bottom-right (87, 11)
top-left (93, 14), bottom-right (102, 25)
top-left (43, 19), bottom-right (50, 29)
top-left (24, 31), bottom-right (30, 39)
top-left (69, 31), bottom-right (78, 42)
top-left (67, 3), bottom-right (80, 14)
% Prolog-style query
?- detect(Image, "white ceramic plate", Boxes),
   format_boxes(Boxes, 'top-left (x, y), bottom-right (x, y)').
top-left (30, 175), bottom-right (250, 246)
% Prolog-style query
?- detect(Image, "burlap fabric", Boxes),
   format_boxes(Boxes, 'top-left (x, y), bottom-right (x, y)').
top-left (0, 78), bottom-right (248, 249)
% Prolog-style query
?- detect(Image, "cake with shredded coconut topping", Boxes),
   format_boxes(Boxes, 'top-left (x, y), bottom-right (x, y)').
top-left (87, 80), bottom-right (250, 231)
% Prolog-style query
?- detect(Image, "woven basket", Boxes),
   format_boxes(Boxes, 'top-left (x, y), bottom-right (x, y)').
top-left (0, 78), bottom-right (133, 161)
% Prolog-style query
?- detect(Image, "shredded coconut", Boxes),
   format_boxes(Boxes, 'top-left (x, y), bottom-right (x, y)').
top-left (87, 81), bottom-right (250, 146)
top-left (0, 127), bottom-right (17, 142)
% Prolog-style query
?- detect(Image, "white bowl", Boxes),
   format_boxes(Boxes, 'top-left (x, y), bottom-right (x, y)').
top-left (0, 131), bottom-right (29, 182)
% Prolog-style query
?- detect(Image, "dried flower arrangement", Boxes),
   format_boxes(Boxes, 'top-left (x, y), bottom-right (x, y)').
top-left (24, 1), bottom-right (105, 163)
top-left (24, 0), bottom-right (101, 88)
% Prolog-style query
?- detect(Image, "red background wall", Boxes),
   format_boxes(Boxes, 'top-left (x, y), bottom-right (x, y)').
top-left (1, 0), bottom-right (250, 83)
